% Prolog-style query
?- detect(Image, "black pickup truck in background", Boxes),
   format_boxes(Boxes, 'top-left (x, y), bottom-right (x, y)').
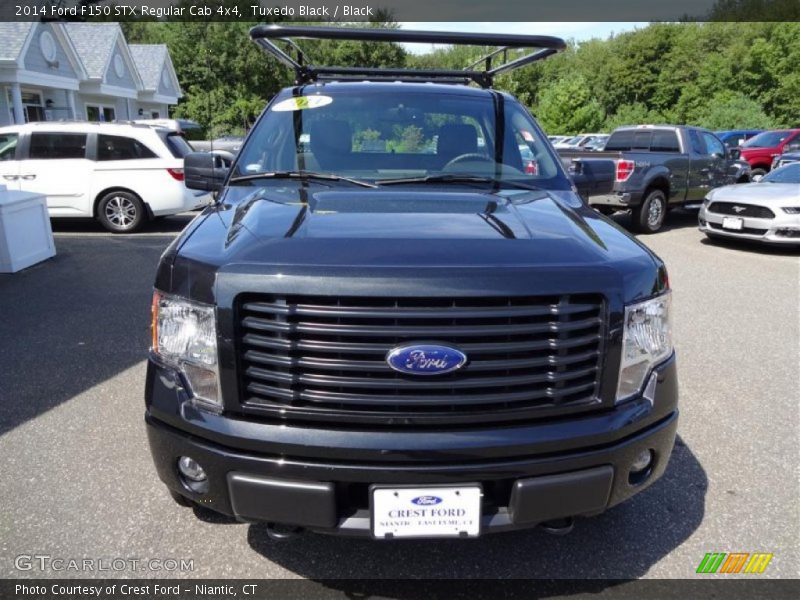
top-left (562, 125), bottom-right (751, 233)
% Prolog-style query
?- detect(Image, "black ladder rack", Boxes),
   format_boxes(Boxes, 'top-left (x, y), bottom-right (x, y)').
top-left (249, 25), bottom-right (566, 88)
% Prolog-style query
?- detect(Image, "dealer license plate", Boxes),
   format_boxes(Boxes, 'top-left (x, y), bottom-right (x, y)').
top-left (371, 485), bottom-right (482, 539)
top-left (722, 217), bottom-right (744, 230)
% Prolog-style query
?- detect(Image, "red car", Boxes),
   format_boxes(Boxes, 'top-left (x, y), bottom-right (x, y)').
top-left (740, 129), bottom-right (800, 181)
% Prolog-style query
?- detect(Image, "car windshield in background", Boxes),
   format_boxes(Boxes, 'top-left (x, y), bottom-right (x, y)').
top-left (233, 90), bottom-right (567, 189)
top-left (762, 163), bottom-right (800, 184)
top-left (743, 130), bottom-right (792, 148)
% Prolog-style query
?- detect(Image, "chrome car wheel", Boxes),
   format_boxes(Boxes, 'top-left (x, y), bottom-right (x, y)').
top-left (105, 195), bottom-right (138, 229)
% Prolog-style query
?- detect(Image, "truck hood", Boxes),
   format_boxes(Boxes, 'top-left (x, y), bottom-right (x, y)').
top-left (708, 182), bottom-right (800, 206)
top-left (165, 184), bottom-right (663, 305)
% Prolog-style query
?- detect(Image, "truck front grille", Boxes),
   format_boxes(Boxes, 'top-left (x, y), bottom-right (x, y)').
top-left (708, 202), bottom-right (775, 219)
top-left (235, 294), bottom-right (606, 426)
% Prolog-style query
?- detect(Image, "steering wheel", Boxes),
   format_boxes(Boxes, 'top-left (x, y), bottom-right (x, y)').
top-left (442, 153), bottom-right (495, 171)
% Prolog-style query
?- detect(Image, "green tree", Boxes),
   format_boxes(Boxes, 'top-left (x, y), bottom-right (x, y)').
top-left (693, 91), bottom-right (775, 130)
top-left (533, 74), bottom-right (605, 134)
top-left (606, 103), bottom-right (667, 130)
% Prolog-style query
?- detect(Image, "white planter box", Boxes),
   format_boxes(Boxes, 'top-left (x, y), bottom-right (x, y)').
top-left (0, 187), bottom-right (56, 273)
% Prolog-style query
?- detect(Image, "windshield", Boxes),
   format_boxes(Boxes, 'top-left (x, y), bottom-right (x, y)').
top-left (233, 89), bottom-right (568, 189)
top-left (762, 163), bottom-right (800, 184)
top-left (743, 131), bottom-right (793, 148)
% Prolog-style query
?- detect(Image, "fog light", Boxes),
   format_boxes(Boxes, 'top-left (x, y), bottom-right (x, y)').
top-left (631, 449), bottom-right (654, 473)
top-left (178, 456), bottom-right (207, 482)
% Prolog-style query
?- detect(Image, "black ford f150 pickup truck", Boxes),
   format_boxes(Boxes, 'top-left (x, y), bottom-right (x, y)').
top-left (562, 125), bottom-right (751, 233)
top-left (145, 26), bottom-right (677, 540)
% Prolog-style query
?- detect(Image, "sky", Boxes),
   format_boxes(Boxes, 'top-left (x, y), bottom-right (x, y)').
top-left (399, 22), bottom-right (650, 54)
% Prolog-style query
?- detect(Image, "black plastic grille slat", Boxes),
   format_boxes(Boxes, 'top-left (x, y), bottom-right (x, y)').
top-left (241, 315), bottom-right (603, 337)
top-left (708, 202), bottom-right (775, 219)
top-left (235, 294), bottom-right (606, 426)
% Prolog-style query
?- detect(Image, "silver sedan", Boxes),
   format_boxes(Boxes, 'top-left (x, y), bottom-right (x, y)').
top-left (699, 162), bottom-right (800, 245)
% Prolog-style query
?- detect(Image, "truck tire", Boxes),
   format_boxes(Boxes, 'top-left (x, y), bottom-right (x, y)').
top-left (750, 168), bottom-right (767, 182)
top-left (631, 189), bottom-right (667, 233)
top-left (97, 191), bottom-right (146, 233)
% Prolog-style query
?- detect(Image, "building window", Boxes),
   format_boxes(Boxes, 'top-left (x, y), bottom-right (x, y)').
top-left (6, 90), bottom-right (46, 123)
top-left (86, 105), bottom-right (116, 122)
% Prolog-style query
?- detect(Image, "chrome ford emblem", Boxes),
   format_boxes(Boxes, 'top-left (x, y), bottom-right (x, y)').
top-left (732, 206), bottom-right (747, 213)
top-left (411, 495), bottom-right (442, 506)
top-left (386, 344), bottom-right (467, 375)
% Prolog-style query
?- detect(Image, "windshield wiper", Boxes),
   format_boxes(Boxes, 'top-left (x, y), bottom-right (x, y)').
top-left (229, 171), bottom-right (377, 188)
top-left (379, 174), bottom-right (543, 192)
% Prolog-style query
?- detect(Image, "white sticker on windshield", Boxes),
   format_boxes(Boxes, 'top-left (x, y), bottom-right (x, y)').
top-left (271, 95), bottom-right (333, 112)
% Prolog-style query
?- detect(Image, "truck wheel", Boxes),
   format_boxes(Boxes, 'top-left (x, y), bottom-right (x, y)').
top-left (97, 191), bottom-right (146, 233)
top-left (632, 189), bottom-right (667, 233)
top-left (750, 168), bottom-right (767, 182)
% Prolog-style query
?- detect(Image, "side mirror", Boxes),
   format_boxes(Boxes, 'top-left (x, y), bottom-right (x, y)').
top-left (728, 147), bottom-right (741, 160)
top-left (568, 158), bottom-right (583, 175)
top-left (184, 152), bottom-right (229, 193)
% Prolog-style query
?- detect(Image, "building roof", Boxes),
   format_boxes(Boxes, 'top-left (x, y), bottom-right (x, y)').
top-left (0, 23), bottom-right (34, 62)
top-left (128, 44), bottom-right (169, 90)
top-left (63, 22), bottom-right (122, 79)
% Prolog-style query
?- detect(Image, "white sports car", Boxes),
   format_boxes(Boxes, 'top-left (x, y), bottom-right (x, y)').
top-left (699, 162), bottom-right (800, 245)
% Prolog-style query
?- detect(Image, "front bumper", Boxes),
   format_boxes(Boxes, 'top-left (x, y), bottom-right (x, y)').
top-left (145, 355), bottom-right (678, 537)
top-left (699, 206), bottom-right (800, 245)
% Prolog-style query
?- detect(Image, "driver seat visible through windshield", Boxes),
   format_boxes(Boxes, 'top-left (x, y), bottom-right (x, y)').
top-left (437, 123), bottom-right (479, 168)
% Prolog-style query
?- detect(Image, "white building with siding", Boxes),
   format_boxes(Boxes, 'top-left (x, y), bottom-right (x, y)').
top-left (0, 22), bottom-right (182, 126)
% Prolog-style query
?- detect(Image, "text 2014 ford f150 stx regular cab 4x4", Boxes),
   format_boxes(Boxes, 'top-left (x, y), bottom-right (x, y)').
top-left (145, 26), bottom-right (677, 540)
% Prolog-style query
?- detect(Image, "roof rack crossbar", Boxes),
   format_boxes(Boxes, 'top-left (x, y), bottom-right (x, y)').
top-left (249, 25), bottom-right (565, 88)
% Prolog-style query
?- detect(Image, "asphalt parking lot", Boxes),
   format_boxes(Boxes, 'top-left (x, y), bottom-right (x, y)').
top-left (0, 211), bottom-right (798, 580)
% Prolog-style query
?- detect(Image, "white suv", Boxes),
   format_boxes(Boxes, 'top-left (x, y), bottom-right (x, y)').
top-left (0, 122), bottom-right (211, 232)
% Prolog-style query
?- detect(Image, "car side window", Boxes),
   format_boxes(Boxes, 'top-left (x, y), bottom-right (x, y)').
top-left (702, 133), bottom-right (725, 157)
top-left (29, 133), bottom-right (87, 160)
top-left (97, 135), bottom-right (157, 161)
top-left (688, 130), bottom-right (706, 155)
top-left (0, 133), bottom-right (18, 161)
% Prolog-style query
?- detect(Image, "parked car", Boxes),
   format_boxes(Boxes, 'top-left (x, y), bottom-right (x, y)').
top-left (560, 125), bottom-right (751, 232)
top-left (0, 122), bottom-right (210, 232)
top-left (191, 135), bottom-right (245, 154)
top-left (772, 150), bottom-right (800, 170)
top-left (146, 25), bottom-right (677, 540)
top-left (699, 162), bottom-right (800, 245)
top-left (583, 134), bottom-right (609, 151)
top-left (739, 129), bottom-right (800, 181)
top-left (714, 129), bottom-right (763, 148)
top-left (548, 135), bottom-right (570, 145)
top-left (135, 118), bottom-right (204, 137)
top-left (553, 133), bottom-right (605, 150)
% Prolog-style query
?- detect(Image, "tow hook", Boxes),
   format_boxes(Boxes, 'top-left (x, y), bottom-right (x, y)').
top-left (265, 523), bottom-right (304, 540)
top-left (539, 517), bottom-right (575, 536)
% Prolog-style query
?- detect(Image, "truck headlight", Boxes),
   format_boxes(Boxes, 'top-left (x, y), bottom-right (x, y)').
top-left (151, 291), bottom-right (221, 409)
top-left (616, 292), bottom-right (673, 403)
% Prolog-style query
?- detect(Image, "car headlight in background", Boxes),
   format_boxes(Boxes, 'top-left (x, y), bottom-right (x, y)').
top-left (151, 291), bottom-right (221, 409)
top-left (781, 207), bottom-right (800, 215)
top-left (616, 292), bottom-right (673, 403)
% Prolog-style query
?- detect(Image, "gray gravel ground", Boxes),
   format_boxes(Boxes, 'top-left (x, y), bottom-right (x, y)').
top-left (0, 211), bottom-right (798, 580)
